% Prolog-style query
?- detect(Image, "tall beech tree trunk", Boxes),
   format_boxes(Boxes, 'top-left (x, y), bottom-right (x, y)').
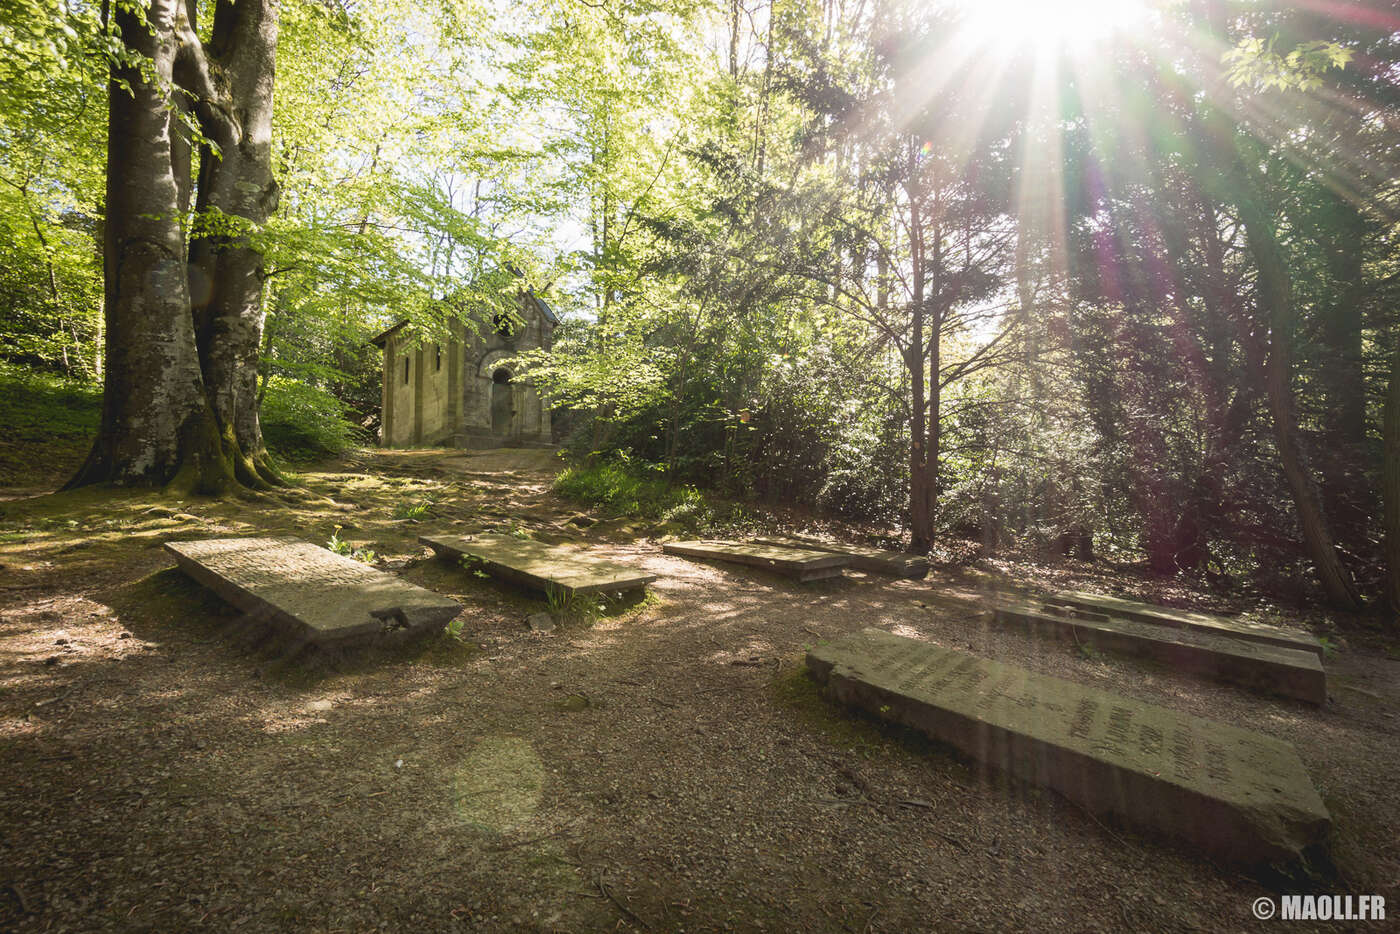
top-left (187, 0), bottom-right (282, 488)
top-left (67, 0), bottom-right (280, 494)
top-left (67, 0), bottom-right (233, 494)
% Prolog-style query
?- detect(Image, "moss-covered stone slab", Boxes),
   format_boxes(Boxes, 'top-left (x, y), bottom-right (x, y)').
top-left (662, 540), bottom-right (848, 581)
top-left (751, 535), bottom-right (929, 578)
top-left (165, 537), bottom-right (461, 645)
top-left (1042, 590), bottom-right (1324, 660)
top-left (421, 533), bottom-right (657, 596)
top-left (990, 599), bottom-right (1327, 705)
top-left (807, 628), bottom-right (1330, 865)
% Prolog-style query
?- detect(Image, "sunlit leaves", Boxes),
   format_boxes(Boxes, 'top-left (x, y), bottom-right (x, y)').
top-left (0, 0), bottom-right (107, 372)
top-left (1224, 36), bottom-right (1354, 92)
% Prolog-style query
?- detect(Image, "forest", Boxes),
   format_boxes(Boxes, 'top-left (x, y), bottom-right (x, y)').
top-left (4, 0), bottom-right (1398, 612)
top-left (2, 1), bottom-right (1399, 930)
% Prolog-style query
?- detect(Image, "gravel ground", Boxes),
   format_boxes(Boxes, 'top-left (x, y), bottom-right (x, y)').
top-left (1, 449), bottom-right (1396, 933)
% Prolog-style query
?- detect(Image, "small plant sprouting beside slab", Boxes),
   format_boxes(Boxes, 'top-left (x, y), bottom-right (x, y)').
top-left (545, 583), bottom-right (604, 623)
top-left (327, 525), bottom-right (378, 565)
top-left (393, 499), bottom-right (433, 521)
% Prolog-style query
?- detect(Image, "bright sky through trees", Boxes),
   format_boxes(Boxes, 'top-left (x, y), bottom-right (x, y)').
top-left (962, 0), bottom-right (1150, 52)
top-left (1, 0), bottom-right (1398, 610)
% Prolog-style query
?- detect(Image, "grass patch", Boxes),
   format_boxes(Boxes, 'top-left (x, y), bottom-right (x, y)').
top-left (0, 363), bottom-right (100, 486)
top-left (0, 364), bottom-right (363, 485)
top-left (1075, 641), bottom-right (1104, 662)
top-left (553, 460), bottom-right (710, 528)
top-left (604, 588), bottom-right (660, 621)
top-left (540, 585), bottom-right (657, 627)
top-left (544, 584), bottom-right (603, 622)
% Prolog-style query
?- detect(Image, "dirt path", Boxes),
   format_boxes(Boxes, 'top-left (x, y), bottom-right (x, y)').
top-left (1, 449), bottom-right (1396, 932)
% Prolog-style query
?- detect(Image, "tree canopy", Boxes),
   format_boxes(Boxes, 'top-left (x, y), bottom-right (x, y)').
top-left (3, 0), bottom-right (1399, 613)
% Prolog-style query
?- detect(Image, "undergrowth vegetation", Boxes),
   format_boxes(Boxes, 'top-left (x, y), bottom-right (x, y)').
top-left (551, 458), bottom-right (764, 538)
top-left (0, 366), bottom-right (362, 487)
top-left (553, 460), bottom-right (708, 524)
top-left (0, 363), bottom-right (100, 485)
top-left (259, 377), bottom-right (364, 462)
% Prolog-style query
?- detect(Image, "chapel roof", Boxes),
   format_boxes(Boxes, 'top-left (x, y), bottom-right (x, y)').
top-left (368, 320), bottom-right (407, 348)
top-left (528, 290), bottom-right (559, 326)
top-left (368, 288), bottom-right (558, 346)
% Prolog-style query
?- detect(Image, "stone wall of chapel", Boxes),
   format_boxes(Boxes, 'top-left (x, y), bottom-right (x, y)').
top-left (418, 338), bottom-right (450, 443)
top-left (385, 334), bottom-right (415, 447)
top-left (380, 292), bottom-right (554, 447)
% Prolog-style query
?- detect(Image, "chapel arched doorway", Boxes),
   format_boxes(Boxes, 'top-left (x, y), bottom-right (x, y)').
top-left (490, 368), bottom-right (515, 436)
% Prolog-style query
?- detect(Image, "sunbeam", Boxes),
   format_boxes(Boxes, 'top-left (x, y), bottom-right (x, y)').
top-left (960, 0), bottom-right (1152, 55)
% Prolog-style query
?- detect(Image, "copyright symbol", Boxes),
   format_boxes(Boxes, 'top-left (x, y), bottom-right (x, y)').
top-left (1253, 896), bottom-right (1276, 920)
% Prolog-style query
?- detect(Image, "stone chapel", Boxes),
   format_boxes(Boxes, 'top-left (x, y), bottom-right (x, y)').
top-left (371, 289), bottom-right (556, 448)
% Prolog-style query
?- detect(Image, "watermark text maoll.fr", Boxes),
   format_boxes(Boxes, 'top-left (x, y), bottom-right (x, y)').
top-left (1252, 895), bottom-right (1386, 921)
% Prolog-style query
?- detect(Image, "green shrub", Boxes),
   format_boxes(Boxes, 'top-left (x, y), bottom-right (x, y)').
top-left (0, 365), bottom-right (360, 483)
top-left (553, 460), bottom-right (709, 525)
top-left (0, 363), bottom-right (100, 485)
top-left (261, 377), bottom-right (363, 461)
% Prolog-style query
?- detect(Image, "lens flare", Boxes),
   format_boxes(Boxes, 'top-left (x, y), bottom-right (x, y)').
top-left (962, 0), bottom-right (1149, 53)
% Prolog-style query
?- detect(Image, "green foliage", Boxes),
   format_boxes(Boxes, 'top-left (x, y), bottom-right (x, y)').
top-left (0, 0), bottom-right (104, 377)
top-left (1224, 37), bottom-right (1353, 91)
top-left (3, 0), bottom-right (1398, 613)
top-left (260, 377), bottom-right (364, 461)
top-left (553, 460), bottom-right (708, 526)
top-left (0, 362), bottom-right (98, 485)
top-left (544, 585), bottom-right (603, 623)
top-left (510, 328), bottom-right (669, 431)
top-left (327, 524), bottom-right (376, 565)
top-left (1076, 641), bottom-right (1104, 663)
top-left (327, 526), bottom-right (353, 556)
top-left (393, 499), bottom-right (433, 521)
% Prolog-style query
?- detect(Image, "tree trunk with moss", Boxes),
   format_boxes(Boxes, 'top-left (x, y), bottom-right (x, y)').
top-left (66, 0), bottom-right (234, 494)
top-left (187, 0), bottom-right (283, 488)
top-left (67, 0), bottom-right (281, 494)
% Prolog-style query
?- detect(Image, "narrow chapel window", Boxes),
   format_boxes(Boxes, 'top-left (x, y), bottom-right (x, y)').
top-left (403, 356), bottom-right (410, 384)
top-left (435, 344), bottom-right (442, 371)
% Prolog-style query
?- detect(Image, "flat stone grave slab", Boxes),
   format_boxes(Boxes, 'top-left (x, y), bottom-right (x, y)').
top-left (1041, 589), bottom-right (1324, 660)
top-left (165, 537), bottom-right (461, 646)
top-left (807, 628), bottom-right (1330, 865)
top-left (751, 535), bottom-right (929, 578)
top-left (989, 598), bottom-right (1326, 705)
top-left (662, 540), bottom-right (848, 582)
top-left (420, 533), bottom-right (657, 597)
